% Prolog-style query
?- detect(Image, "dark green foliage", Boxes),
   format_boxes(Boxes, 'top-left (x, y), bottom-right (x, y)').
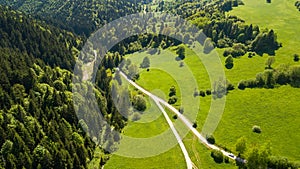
top-left (265, 56), bottom-right (275, 69)
top-left (179, 107), bottom-right (184, 114)
top-left (211, 150), bottom-right (223, 163)
top-left (206, 89), bottom-right (212, 95)
top-left (0, 6), bottom-right (77, 70)
top-left (203, 38), bottom-right (214, 54)
top-left (238, 64), bottom-right (300, 89)
top-left (289, 65), bottom-right (300, 87)
top-left (176, 45), bottom-right (185, 60)
top-left (293, 54), bottom-right (299, 62)
top-left (235, 137), bottom-right (247, 155)
top-left (140, 57), bottom-right (150, 68)
top-left (0, 1), bottom-right (140, 36)
top-left (252, 125), bottom-right (262, 133)
top-left (192, 122), bottom-right (198, 128)
top-left (169, 86), bottom-right (176, 97)
top-left (224, 156), bottom-right (230, 163)
top-left (132, 113), bottom-right (141, 122)
top-left (247, 143), bottom-right (271, 169)
top-left (199, 90), bottom-right (206, 97)
top-left (206, 134), bottom-right (215, 144)
top-left (168, 96), bottom-right (178, 104)
top-left (251, 30), bottom-right (280, 55)
top-left (268, 156), bottom-right (300, 169)
top-left (133, 95), bottom-right (147, 112)
top-left (212, 79), bottom-right (233, 98)
top-left (0, 6), bottom-right (130, 168)
top-left (296, 1), bottom-right (300, 11)
top-left (225, 55), bottom-right (234, 69)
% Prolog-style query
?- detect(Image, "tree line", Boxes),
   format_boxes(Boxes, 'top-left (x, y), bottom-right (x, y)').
top-left (0, 6), bottom-right (127, 168)
top-left (0, 0), bottom-right (142, 36)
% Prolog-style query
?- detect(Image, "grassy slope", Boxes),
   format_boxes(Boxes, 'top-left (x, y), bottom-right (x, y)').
top-left (105, 1), bottom-right (300, 168)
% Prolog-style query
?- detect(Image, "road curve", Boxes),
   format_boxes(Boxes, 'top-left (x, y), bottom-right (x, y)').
top-left (118, 70), bottom-right (243, 163)
top-left (153, 99), bottom-right (193, 169)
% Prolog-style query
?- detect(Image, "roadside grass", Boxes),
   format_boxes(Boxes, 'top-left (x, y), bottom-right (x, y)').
top-left (105, 144), bottom-right (186, 169)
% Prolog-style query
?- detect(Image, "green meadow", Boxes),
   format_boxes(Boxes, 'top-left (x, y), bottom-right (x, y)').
top-left (105, 0), bottom-right (300, 168)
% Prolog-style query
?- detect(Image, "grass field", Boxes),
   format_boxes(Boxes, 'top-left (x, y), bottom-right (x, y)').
top-left (104, 0), bottom-right (300, 168)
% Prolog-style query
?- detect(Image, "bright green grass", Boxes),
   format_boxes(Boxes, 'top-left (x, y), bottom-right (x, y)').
top-left (228, 0), bottom-right (300, 67)
top-left (105, 143), bottom-right (187, 169)
top-left (213, 86), bottom-right (300, 161)
top-left (105, 1), bottom-right (300, 168)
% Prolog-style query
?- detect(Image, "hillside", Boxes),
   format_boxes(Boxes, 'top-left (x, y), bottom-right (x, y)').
top-left (0, 5), bottom-right (124, 168)
top-left (0, 0), bottom-right (141, 35)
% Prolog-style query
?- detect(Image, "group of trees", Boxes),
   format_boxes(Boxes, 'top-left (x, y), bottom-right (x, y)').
top-left (0, 64), bottom-right (97, 168)
top-left (0, 0), bottom-right (141, 36)
top-left (238, 64), bottom-right (300, 89)
top-left (233, 137), bottom-right (299, 169)
top-left (168, 86), bottom-right (178, 104)
top-left (0, 5), bottom-right (130, 168)
top-left (187, 1), bottom-right (281, 57)
top-left (210, 136), bottom-right (299, 169)
top-left (295, 1), bottom-right (300, 11)
top-left (0, 5), bottom-right (77, 70)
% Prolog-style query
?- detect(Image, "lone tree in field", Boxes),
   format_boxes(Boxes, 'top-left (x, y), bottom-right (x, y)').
top-left (294, 54), bottom-right (299, 62)
top-left (265, 56), bottom-right (275, 69)
top-left (211, 150), bottom-right (224, 163)
top-left (176, 45), bottom-right (185, 60)
top-left (235, 137), bottom-right (247, 155)
top-left (206, 134), bottom-right (215, 144)
top-left (128, 64), bottom-right (139, 80)
top-left (252, 125), bottom-right (262, 133)
top-left (225, 55), bottom-right (234, 69)
top-left (203, 38), bottom-right (214, 54)
top-left (140, 56), bottom-right (150, 68)
top-left (169, 86), bottom-right (176, 97)
top-left (133, 95), bottom-right (147, 111)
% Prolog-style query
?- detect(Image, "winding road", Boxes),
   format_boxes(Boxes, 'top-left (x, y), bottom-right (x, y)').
top-left (118, 69), bottom-right (245, 168)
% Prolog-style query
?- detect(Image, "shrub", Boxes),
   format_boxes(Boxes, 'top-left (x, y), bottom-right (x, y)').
top-left (206, 89), bottom-right (212, 95)
top-left (133, 95), bottom-right (147, 111)
top-left (245, 79), bottom-right (258, 88)
top-left (199, 90), bottom-right (206, 97)
top-left (179, 62), bottom-right (184, 67)
top-left (193, 89), bottom-right (199, 97)
top-left (223, 49), bottom-right (232, 57)
top-left (226, 81), bottom-right (235, 90)
top-left (173, 115), bottom-right (178, 120)
top-left (293, 54), bottom-right (299, 62)
top-left (140, 56), bottom-right (150, 68)
top-left (211, 150), bottom-right (224, 163)
top-left (168, 96), bottom-right (178, 104)
top-left (252, 125), bottom-right (262, 133)
top-left (225, 55), bottom-right (234, 69)
top-left (206, 134), bottom-right (215, 144)
top-left (238, 80), bottom-right (247, 90)
top-left (289, 65), bottom-right (300, 87)
top-left (224, 156), bottom-right (230, 163)
top-left (169, 86), bottom-right (176, 97)
top-left (248, 53), bottom-right (253, 58)
top-left (132, 113), bottom-right (141, 121)
top-left (192, 122), bottom-right (198, 128)
top-left (179, 107), bottom-right (184, 114)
